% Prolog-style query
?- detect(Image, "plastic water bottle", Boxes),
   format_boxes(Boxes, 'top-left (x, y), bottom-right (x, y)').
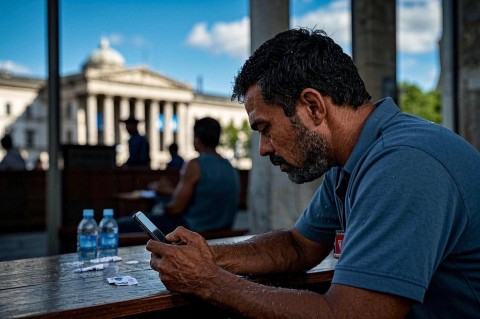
top-left (77, 209), bottom-right (98, 260)
top-left (98, 208), bottom-right (119, 257)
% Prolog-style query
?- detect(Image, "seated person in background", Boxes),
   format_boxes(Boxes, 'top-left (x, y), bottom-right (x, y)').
top-left (0, 134), bottom-right (26, 170)
top-left (147, 142), bottom-right (184, 213)
top-left (119, 117), bottom-right (240, 235)
top-left (166, 142), bottom-right (184, 170)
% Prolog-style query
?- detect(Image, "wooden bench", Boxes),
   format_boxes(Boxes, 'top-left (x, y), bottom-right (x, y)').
top-left (58, 226), bottom-right (250, 253)
top-left (0, 168), bottom-right (249, 234)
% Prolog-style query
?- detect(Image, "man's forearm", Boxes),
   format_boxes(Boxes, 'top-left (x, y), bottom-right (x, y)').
top-left (199, 268), bottom-right (335, 319)
top-left (211, 229), bottom-right (311, 275)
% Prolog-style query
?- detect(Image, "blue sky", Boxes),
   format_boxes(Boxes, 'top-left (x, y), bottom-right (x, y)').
top-left (0, 0), bottom-right (442, 96)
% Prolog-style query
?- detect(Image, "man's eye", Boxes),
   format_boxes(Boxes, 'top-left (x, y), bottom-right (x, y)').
top-left (260, 126), bottom-right (270, 136)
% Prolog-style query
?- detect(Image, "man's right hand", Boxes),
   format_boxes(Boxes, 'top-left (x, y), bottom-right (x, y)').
top-left (148, 177), bottom-right (174, 195)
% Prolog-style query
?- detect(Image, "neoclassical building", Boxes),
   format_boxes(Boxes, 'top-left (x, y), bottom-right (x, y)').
top-left (0, 39), bottom-right (250, 169)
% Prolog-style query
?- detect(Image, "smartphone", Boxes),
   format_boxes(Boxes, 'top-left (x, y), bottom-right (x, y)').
top-left (132, 211), bottom-right (167, 242)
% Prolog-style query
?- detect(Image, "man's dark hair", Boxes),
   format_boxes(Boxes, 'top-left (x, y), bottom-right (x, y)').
top-left (168, 143), bottom-right (179, 154)
top-left (232, 28), bottom-right (371, 116)
top-left (1, 134), bottom-right (13, 150)
top-left (194, 117), bottom-right (221, 148)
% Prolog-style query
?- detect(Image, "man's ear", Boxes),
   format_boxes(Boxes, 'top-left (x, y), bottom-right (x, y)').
top-left (299, 88), bottom-right (326, 125)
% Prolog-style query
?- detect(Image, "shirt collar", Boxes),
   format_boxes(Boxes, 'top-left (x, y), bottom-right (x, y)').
top-left (342, 97), bottom-right (400, 175)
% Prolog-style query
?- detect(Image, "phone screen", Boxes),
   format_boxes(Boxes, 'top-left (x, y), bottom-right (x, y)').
top-left (132, 211), bottom-right (167, 242)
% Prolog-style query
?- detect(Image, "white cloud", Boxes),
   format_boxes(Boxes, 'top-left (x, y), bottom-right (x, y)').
top-left (397, 0), bottom-right (442, 53)
top-left (0, 60), bottom-right (31, 74)
top-left (400, 56), bottom-right (439, 90)
top-left (291, 0), bottom-right (351, 48)
top-left (401, 64), bottom-right (439, 90)
top-left (401, 57), bottom-right (419, 68)
top-left (186, 23), bottom-right (213, 49)
top-left (185, 0), bottom-right (351, 60)
top-left (186, 17), bottom-right (250, 59)
top-left (108, 33), bottom-right (124, 45)
top-left (107, 33), bottom-right (147, 48)
top-left (184, 0), bottom-right (440, 66)
top-left (132, 35), bottom-right (146, 48)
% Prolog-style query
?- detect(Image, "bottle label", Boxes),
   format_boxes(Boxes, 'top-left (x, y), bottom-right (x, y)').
top-left (100, 233), bottom-right (118, 249)
top-left (79, 234), bottom-right (97, 250)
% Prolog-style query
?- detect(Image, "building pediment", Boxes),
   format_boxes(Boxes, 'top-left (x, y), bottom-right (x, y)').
top-left (87, 67), bottom-right (191, 91)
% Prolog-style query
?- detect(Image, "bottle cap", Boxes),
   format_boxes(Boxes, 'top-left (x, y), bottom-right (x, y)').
top-left (83, 209), bottom-right (94, 218)
top-left (103, 208), bottom-right (114, 217)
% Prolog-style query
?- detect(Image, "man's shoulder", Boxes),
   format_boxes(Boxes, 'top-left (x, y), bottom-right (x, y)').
top-left (379, 117), bottom-right (479, 166)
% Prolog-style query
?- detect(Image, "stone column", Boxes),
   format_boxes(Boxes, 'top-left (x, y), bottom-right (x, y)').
top-left (103, 95), bottom-right (115, 146)
top-left (150, 100), bottom-right (160, 162)
top-left (119, 97), bottom-right (130, 145)
top-left (86, 94), bottom-right (97, 144)
top-left (164, 101), bottom-right (174, 148)
top-left (176, 102), bottom-right (188, 155)
top-left (352, 0), bottom-right (397, 102)
top-left (65, 99), bottom-right (75, 143)
top-left (115, 97), bottom-right (131, 166)
top-left (249, 0), bottom-right (322, 234)
top-left (134, 99), bottom-right (145, 135)
top-left (457, 0), bottom-right (480, 150)
top-left (76, 98), bottom-right (87, 145)
top-left (441, 0), bottom-right (457, 131)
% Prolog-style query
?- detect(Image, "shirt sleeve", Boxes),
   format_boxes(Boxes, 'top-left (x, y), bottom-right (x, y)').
top-left (295, 169), bottom-right (341, 245)
top-left (333, 146), bottom-right (467, 303)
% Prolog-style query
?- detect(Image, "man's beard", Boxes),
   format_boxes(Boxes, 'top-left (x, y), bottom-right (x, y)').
top-left (270, 116), bottom-right (333, 184)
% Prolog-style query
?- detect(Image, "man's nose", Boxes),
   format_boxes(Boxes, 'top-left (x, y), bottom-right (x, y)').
top-left (259, 134), bottom-right (274, 156)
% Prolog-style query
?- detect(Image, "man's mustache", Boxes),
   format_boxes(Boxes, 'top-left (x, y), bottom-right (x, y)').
top-left (270, 154), bottom-right (288, 166)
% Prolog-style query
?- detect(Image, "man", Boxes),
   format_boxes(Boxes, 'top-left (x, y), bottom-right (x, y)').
top-left (147, 29), bottom-right (480, 318)
top-left (165, 142), bottom-right (184, 170)
top-left (0, 134), bottom-right (26, 170)
top-left (119, 117), bottom-right (240, 234)
top-left (121, 115), bottom-right (150, 168)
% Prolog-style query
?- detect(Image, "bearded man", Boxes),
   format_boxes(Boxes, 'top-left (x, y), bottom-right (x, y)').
top-left (146, 28), bottom-right (480, 318)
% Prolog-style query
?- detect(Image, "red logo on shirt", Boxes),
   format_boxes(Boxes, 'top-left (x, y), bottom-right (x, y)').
top-left (334, 230), bottom-right (344, 259)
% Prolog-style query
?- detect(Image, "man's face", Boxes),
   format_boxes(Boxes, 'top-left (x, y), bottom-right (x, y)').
top-left (245, 85), bottom-right (333, 184)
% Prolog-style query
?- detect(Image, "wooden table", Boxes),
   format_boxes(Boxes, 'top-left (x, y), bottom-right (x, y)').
top-left (113, 190), bottom-right (158, 218)
top-left (0, 236), bottom-right (336, 319)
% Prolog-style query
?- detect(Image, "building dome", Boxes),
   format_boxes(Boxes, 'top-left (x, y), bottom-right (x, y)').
top-left (82, 38), bottom-right (125, 70)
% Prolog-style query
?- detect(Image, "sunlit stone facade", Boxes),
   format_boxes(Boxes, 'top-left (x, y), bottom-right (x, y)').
top-left (0, 39), bottom-right (250, 169)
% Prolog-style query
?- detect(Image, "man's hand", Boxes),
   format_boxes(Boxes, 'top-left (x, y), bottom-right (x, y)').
top-left (146, 227), bottom-right (220, 297)
top-left (148, 177), bottom-right (174, 195)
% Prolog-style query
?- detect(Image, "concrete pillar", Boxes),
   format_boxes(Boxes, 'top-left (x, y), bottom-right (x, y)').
top-left (134, 99), bottom-right (145, 135)
top-left (164, 101), bottom-right (174, 148)
top-left (65, 98), bottom-right (77, 143)
top-left (103, 95), bottom-right (115, 145)
top-left (457, 0), bottom-right (480, 150)
top-left (249, 0), bottom-right (321, 233)
top-left (76, 98), bottom-right (87, 145)
top-left (249, 0), bottom-right (289, 234)
top-left (177, 102), bottom-right (188, 154)
top-left (150, 100), bottom-right (160, 162)
top-left (119, 97), bottom-right (129, 145)
top-left (86, 94), bottom-right (97, 144)
top-left (352, 0), bottom-right (397, 102)
top-left (441, 0), bottom-right (457, 131)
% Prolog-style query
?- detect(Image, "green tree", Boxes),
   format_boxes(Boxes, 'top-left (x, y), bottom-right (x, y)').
top-left (222, 120), bottom-right (239, 150)
top-left (399, 82), bottom-right (442, 124)
top-left (221, 119), bottom-right (252, 159)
